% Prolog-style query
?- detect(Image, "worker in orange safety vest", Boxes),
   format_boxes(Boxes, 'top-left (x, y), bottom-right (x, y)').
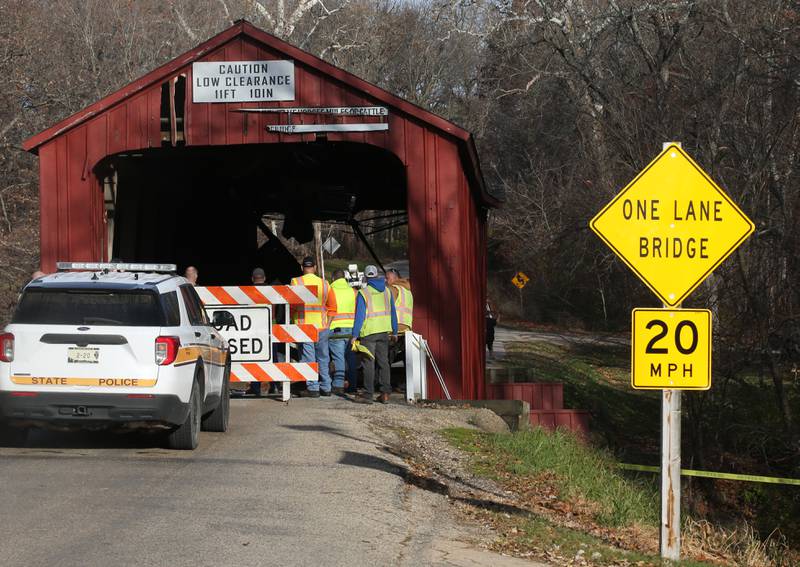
top-left (291, 256), bottom-right (335, 397)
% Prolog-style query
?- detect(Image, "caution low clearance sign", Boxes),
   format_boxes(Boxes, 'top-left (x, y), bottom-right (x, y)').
top-left (590, 144), bottom-right (754, 306)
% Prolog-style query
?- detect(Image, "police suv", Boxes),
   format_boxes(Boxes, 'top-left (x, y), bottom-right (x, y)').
top-left (0, 262), bottom-right (234, 450)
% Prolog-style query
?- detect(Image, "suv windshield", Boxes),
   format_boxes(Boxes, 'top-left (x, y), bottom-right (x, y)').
top-left (13, 288), bottom-right (166, 326)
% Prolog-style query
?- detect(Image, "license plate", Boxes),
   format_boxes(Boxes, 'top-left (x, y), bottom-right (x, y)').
top-left (68, 347), bottom-right (99, 364)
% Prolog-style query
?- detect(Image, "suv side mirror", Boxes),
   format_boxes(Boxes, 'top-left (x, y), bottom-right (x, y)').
top-left (210, 310), bottom-right (235, 329)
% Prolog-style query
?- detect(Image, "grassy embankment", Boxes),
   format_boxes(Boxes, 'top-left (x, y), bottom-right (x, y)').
top-left (444, 426), bottom-right (789, 566)
top-left (440, 335), bottom-right (795, 565)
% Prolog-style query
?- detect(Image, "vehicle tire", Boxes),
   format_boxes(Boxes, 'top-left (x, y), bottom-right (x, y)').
top-left (202, 362), bottom-right (230, 433)
top-left (166, 377), bottom-right (201, 450)
top-left (0, 423), bottom-right (28, 447)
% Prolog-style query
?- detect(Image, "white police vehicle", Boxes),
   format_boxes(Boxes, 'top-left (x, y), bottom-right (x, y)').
top-left (0, 262), bottom-right (234, 450)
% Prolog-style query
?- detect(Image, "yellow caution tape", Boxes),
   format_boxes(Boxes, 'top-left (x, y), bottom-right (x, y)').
top-left (618, 463), bottom-right (800, 486)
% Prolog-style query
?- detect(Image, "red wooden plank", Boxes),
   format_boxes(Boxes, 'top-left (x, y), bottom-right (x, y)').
top-left (225, 39), bottom-right (244, 146)
top-left (543, 384), bottom-right (555, 410)
top-left (240, 38), bottom-right (261, 145)
top-left (555, 412), bottom-right (572, 429)
top-left (186, 57), bottom-right (210, 146)
top-left (38, 142), bottom-right (59, 271)
top-left (553, 384), bottom-right (564, 409)
top-left (204, 46), bottom-right (228, 146)
top-left (55, 136), bottom-right (69, 261)
top-left (85, 115), bottom-right (107, 172)
top-left (107, 105), bottom-right (127, 155)
top-left (405, 118), bottom-right (429, 393)
top-left (147, 86), bottom-right (161, 148)
top-left (126, 93), bottom-right (149, 149)
top-left (66, 128), bottom-right (93, 261)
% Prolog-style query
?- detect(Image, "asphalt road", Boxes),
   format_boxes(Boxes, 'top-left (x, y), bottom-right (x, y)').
top-left (0, 396), bottom-right (539, 567)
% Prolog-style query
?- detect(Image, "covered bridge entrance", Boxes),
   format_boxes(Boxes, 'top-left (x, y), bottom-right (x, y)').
top-left (23, 21), bottom-right (497, 400)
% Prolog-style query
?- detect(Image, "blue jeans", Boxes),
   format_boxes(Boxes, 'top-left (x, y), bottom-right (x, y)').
top-left (301, 329), bottom-right (330, 392)
top-left (329, 327), bottom-right (357, 389)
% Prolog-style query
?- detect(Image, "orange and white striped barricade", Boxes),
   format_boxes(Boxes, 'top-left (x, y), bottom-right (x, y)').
top-left (196, 285), bottom-right (319, 401)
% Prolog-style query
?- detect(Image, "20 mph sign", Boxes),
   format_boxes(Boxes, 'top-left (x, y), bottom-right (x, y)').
top-left (631, 309), bottom-right (711, 390)
top-left (590, 144), bottom-right (754, 306)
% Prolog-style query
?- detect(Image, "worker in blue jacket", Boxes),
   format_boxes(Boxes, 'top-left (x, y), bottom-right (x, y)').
top-left (351, 265), bottom-right (398, 404)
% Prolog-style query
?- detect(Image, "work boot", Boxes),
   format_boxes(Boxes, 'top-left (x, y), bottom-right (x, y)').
top-left (320, 390), bottom-right (332, 397)
top-left (332, 386), bottom-right (345, 395)
top-left (376, 392), bottom-right (390, 404)
top-left (351, 393), bottom-right (373, 404)
top-left (299, 389), bottom-right (320, 398)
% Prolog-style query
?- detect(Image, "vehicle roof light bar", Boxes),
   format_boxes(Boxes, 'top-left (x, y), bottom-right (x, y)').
top-left (56, 262), bottom-right (177, 273)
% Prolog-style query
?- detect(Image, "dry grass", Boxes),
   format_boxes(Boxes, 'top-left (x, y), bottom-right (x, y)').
top-left (684, 518), bottom-right (791, 567)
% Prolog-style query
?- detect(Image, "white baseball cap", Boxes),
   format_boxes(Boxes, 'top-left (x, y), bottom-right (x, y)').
top-left (364, 265), bottom-right (379, 278)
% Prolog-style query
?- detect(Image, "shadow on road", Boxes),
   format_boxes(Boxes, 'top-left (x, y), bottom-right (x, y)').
top-left (338, 450), bottom-right (531, 518)
top-left (0, 428), bottom-right (167, 450)
top-left (282, 424), bottom-right (376, 446)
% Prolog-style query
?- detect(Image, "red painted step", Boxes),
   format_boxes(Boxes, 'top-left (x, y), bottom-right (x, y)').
top-left (486, 382), bottom-right (590, 436)
top-left (486, 382), bottom-right (564, 410)
top-left (530, 410), bottom-right (590, 437)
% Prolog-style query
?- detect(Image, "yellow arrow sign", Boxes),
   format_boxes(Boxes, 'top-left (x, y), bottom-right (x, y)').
top-left (632, 309), bottom-right (711, 390)
top-left (590, 144), bottom-right (754, 306)
top-left (512, 271), bottom-right (530, 289)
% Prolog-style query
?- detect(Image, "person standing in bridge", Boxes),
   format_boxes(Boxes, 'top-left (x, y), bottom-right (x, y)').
top-left (327, 269), bottom-right (358, 395)
top-left (351, 265), bottom-right (397, 404)
top-left (386, 268), bottom-right (413, 333)
top-left (184, 266), bottom-right (198, 286)
top-left (386, 267), bottom-right (413, 390)
top-left (486, 298), bottom-right (499, 355)
top-left (245, 267), bottom-right (269, 397)
top-left (291, 256), bottom-right (334, 397)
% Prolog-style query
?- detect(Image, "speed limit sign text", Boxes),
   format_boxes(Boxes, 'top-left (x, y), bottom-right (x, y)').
top-left (631, 308), bottom-right (711, 390)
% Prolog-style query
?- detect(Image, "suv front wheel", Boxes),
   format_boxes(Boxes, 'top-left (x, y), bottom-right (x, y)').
top-left (167, 377), bottom-right (201, 450)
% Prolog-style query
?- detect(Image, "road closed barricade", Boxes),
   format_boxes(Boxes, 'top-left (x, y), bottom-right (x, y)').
top-left (196, 285), bottom-right (319, 401)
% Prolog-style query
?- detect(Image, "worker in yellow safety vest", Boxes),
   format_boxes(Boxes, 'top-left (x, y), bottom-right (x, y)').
top-left (385, 267), bottom-right (413, 390)
top-left (351, 265), bottom-right (398, 404)
top-left (327, 269), bottom-right (358, 394)
top-left (291, 256), bottom-right (335, 397)
top-left (386, 268), bottom-right (413, 332)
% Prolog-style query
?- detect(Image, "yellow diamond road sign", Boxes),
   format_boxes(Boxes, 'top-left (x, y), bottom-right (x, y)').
top-left (512, 271), bottom-right (530, 289)
top-left (590, 144), bottom-right (754, 306)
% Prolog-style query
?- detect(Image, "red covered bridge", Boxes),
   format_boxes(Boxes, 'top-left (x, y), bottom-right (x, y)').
top-left (22, 20), bottom-right (498, 400)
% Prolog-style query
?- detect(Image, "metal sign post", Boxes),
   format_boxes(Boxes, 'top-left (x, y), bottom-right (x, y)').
top-left (589, 141), bottom-right (755, 561)
top-left (662, 141), bottom-right (681, 561)
top-left (661, 382), bottom-right (681, 560)
top-left (511, 271), bottom-right (530, 316)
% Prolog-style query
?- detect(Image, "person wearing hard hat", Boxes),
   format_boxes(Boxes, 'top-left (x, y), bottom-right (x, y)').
top-left (350, 265), bottom-right (398, 404)
top-left (291, 256), bottom-right (335, 397)
top-left (327, 269), bottom-right (358, 394)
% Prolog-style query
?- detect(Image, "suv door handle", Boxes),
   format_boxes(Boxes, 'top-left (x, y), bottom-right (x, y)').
top-left (194, 331), bottom-right (202, 338)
